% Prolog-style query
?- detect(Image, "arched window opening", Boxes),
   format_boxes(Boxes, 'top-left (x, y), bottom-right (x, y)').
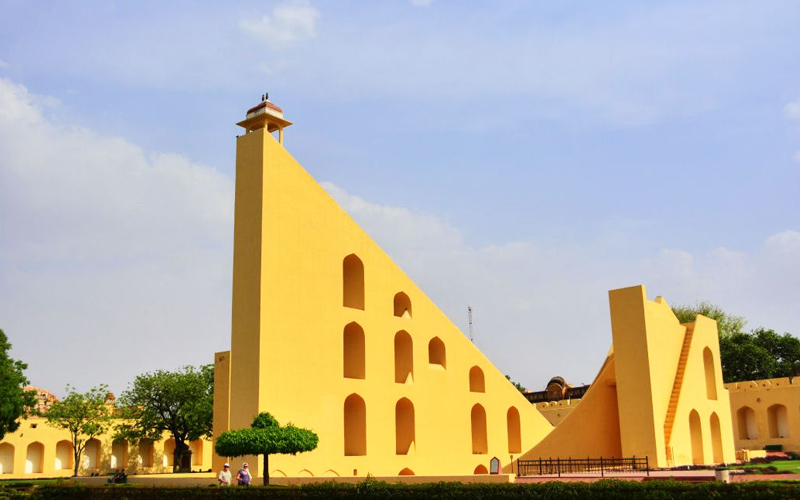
top-left (469, 366), bottom-right (485, 393)
top-left (25, 442), bottom-right (44, 474)
top-left (83, 438), bottom-right (101, 470)
top-left (737, 406), bottom-right (758, 440)
top-left (399, 467), bottom-right (415, 475)
top-left (768, 404), bottom-right (790, 438)
top-left (473, 464), bottom-right (488, 474)
top-left (344, 393), bottom-right (367, 456)
top-left (703, 347), bottom-right (718, 400)
top-left (471, 404), bottom-right (488, 454)
top-left (111, 440), bottom-right (127, 470)
top-left (689, 410), bottom-right (704, 465)
top-left (343, 254), bottom-right (365, 310)
top-left (507, 407), bottom-right (522, 454)
top-left (0, 443), bottom-right (14, 474)
top-left (428, 337), bottom-right (446, 369)
top-left (343, 322), bottom-right (366, 379)
top-left (710, 412), bottom-right (724, 464)
top-left (394, 292), bottom-right (412, 318)
top-left (55, 440), bottom-right (73, 470)
top-left (396, 398), bottom-right (416, 455)
top-left (138, 439), bottom-right (154, 468)
top-left (163, 438), bottom-right (176, 467)
top-left (394, 331), bottom-right (414, 384)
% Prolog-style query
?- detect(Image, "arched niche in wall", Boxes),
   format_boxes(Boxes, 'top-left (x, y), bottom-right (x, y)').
top-left (25, 442), bottom-right (44, 474)
top-left (507, 406), bottom-right (522, 454)
top-left (343, 322), bottom-right (366, 379)
top-left (737, 406), bottom-right (758, 440)
top-left (111, 440), bottom-right (127, 470)
top-left (394, 330), bottom-right (414, 384)
top-left (471, 404), bottom-right (488, 454)
top-left (689, 410), bottom-right (704, 465)
top-left (710, 412), bottom-right (724, 464)
top-left (343, 254), bottom-right (365, 310)
top-left (394, 292), bottom-right (412, 318)
top-left (0, 443), bottom-right (14, 474)
top-left (473, 464), bottom-right (488, 474)
top-left (395, 398), bottom-right (416, 455)
top-left (83, 438), bottom-right (101, 470)
top-left (469, 366), bottom-right (485, 393)
top-left (768, 404), bottom-right (790, 438)
top-left (344, 393), bottom-right (367, 456)
top-left (55, 440), bottom-right (73, 471)
top-left (703, 347), bottom-right (718, 400)
top-left (138, 439), bottom-right (154, 468)
top-left (428, 337), bottom-right (446, 369)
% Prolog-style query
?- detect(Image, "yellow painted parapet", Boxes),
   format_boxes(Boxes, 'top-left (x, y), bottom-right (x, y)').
top-left (727, 376), bottom-right (800, 453)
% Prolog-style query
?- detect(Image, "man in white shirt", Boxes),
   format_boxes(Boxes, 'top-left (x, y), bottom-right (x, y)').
top-left (218, 463), bottom-right (232, 486)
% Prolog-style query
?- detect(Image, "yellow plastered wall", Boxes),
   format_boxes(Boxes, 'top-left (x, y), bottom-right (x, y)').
top-left (727, 377), bottom-right (800, 453)
top-left (218, 124), bottom-right (554, 479)
top-left (522, 354), bottom-right (622, 459)
top-left (0, 418), bottom-right (213, 478)
top-left (610, 286), bottom-right (684, 465)
top-left (666, 315), bottom-right (736, 465)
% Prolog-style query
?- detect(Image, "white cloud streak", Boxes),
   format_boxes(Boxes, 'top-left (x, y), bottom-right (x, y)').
top-left (0, 78), bottom-right (234, 396)
top-left (240, 0), bottom-right (320, 46)
top-left (325, 182), bottom-right (800, 388)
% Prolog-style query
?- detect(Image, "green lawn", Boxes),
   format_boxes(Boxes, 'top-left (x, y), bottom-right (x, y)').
top-left (732, 459), bottom-right (800, 474)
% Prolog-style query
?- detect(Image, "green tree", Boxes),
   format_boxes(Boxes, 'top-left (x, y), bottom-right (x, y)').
top-left (672, 301), bottom-right (746, 338)
top-left (719, 333), bottom-right (777, 382)
top-left (215, 412), bottom-right (319, 485)
top-left (45, 385), bottom-right (113, 476)
top-left (116, 365), bottom-right (213, 472)
top-left (505, 374), bottom-right (527, 393)
top-left (0, 328), bottom-right (36, 440)
top-left (673, 302), bottom-right (799, 383)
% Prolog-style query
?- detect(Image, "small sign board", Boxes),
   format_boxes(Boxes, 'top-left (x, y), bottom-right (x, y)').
top-left (489, 456), bottom-right (500, 474)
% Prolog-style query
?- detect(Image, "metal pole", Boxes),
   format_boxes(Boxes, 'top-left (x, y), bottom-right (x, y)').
top-left (600, 456), bottom-right (604, 478)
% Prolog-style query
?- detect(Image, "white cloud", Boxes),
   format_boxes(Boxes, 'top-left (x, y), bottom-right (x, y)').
top-left (0, 78), bottom-right (234, 396)
top-left (240, 0), bottom-right (320, 46)
top-left (785, 99), bottom-right (800, 120)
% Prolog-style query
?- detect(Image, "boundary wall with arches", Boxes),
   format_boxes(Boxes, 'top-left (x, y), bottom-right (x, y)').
top-left (0, 417), bottom-right (212, 478)
top-left (727, 377), bottom-right (800, 454)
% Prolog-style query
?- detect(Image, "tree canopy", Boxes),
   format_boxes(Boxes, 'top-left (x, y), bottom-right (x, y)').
top-left (672, 301), bottom-right (747, 338)
top-left (215, 412), bottom-right (318, 485)
top-left (673, 302), bottom-right (799, 383)
top-left (0, 328), bottom-right (36, 440)
top-left (116, 364), bottom-right (213, 472)
top-left (45, 385), bottom-right (113, 476)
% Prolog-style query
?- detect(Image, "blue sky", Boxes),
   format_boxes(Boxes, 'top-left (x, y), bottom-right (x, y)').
top-left (1, 0), bottom-right (798, 397)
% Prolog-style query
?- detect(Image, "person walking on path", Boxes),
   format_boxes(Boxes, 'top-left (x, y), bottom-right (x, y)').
top-left (237, 462), bottom-right (252, 486)
top-left (218, 463), bottom-right (232, 486)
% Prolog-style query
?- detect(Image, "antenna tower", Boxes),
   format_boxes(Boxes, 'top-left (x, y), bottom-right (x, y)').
top-left (468, 306), bottom-right (474, 343)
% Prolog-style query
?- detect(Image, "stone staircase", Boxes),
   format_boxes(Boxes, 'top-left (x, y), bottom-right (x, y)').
top-left (663, 324), bottom-right (695, 450)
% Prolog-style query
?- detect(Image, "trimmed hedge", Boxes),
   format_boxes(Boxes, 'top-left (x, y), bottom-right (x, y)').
top-left (15, 479), bottom-right (800, 500)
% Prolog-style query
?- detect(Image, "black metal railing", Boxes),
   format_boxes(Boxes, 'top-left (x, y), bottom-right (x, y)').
top-left (516, 456), bottom-right (649, 477)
